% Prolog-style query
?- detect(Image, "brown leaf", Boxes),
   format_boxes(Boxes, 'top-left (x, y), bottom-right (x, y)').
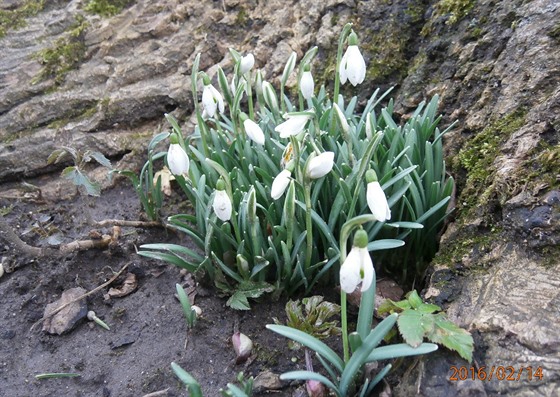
top-left (107, 273), bottom-right (137, 298)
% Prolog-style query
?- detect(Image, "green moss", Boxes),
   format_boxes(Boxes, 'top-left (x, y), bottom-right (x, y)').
top-left (455, 109), bottom-right (527, 211)
top-left (32, 14), bottom-right (89, 86)
top-left (235, 6), bottom-right (248, 26)
top-left (422, 0), bottom-right (477, 35)
top-left (548, 22), bottom-right (560, 41)
top-left (362, 22), bottom-right (409, 82)
top-left (0, 0), bottom-right (44, 38)
top-left (84, 0), bottom-right (134, 17)
top-left (47, 101), bottom-right (99, 129)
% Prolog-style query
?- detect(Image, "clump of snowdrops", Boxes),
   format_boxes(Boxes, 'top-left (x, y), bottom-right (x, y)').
top-left (139, 23), bottom-right (454, 308)
top-left (155, 23), bottom-right (468, 397)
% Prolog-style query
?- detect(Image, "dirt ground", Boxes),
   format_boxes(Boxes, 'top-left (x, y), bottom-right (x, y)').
top-left (0, 175), bottom-right (331, 397)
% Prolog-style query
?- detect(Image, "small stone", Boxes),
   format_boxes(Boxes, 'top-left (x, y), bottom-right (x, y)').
top-left (42, 287), bottom-right (88, 335)
top-left (253, 370), bottom-right (282, 393)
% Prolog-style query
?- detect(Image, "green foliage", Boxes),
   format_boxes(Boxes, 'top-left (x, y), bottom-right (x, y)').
top-left (32, 14), bottom-right (89, 86)
top-left (176, 284), bottom-right (197, 329)
top-left (276, 296), bottom-right (341, 346)
top-left (84, 0), bottom-right (134, 17)
top-left (221, 372), bottom-right (254, 397)
top-left (0, 0), bottom-right (44, 38)
top-left (378, 290), bottom-right (474, 362)
top-left (112, 132), bottom-right (167, 221)
top-left (48, 146), bottom-right (112, 196)
top-left (139, 40), bottom-right (453, 305)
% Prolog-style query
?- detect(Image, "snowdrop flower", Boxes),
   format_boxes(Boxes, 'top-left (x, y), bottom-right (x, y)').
top-left (333, 103), bottom-right (350, 135)
top-left (243, 118), bottom-right (265, 145)
top-left (240, 53), bottom-right (255, 74)
top-left (300, 64), bottom-right (314, 99)
top-left (366, 169), bottom-right (391, 222)
top-left (167, 135), bottom-right (190, 176)
top-left (271, 169), bottom-right (292, 200)
top-left (202, 76), bottom-right (225, 118)
top-left (340, 229), bottom-right (374, 293)
top-left (212, 179), bottom-right (232, 222)
top-left (306, 151), bottom-right (335, 179)
top-left (340, 31), bottom-right (366, 86)
top-left (275, 113), bottom-right (312, 138)
top-left (262, 81), bottom-right (279, 112)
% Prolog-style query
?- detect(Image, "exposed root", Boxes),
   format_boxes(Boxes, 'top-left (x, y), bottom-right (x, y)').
top-left (93, 219), bottom-right (162, 228)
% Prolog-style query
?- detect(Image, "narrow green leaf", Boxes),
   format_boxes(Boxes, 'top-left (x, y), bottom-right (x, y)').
top-left (366, 343), bottom-right (438, 362)
top-left (279, 371), bottom-right (340, 396)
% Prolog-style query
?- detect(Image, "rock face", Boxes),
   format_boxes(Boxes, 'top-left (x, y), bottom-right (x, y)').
top-left (1, 0), bottom-right (559, 396)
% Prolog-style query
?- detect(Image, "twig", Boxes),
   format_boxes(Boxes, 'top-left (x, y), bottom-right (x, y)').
top-left (142, 389), bottom-right (169, 397)
top-left (93, 219), bottom-right (162, 228)
top-left (0, 217), bottom-right (58, 257)
top-left (30, 263), bottom-right (129, 332)
top-left (0, 218), bottom-right (117, 259)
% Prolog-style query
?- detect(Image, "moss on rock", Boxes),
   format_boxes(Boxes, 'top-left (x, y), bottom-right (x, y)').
top-left (0, 0), bottom-right (44, 38)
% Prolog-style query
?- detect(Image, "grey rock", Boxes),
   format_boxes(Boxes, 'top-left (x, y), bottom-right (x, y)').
top-left (42, 286), bottom-right (87, 335)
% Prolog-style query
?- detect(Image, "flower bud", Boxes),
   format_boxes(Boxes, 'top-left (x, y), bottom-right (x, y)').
top-left (232, 331), bottom-right (253, 364)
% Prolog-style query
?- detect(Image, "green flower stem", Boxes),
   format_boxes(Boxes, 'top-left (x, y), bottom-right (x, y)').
top-left (245, 73), bottom-right (255, 120)
top-left (304, 182), bottom-right (313, 275)
top-left (190, 55), bottom-right (210, 158)
top-left (331, 23), bottom-right (353, 125)
top-left (341, 290), bottom-right (350, 363)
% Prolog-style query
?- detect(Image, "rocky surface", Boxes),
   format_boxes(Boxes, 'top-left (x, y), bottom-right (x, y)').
top-left (1, 0), bottom-right (559, 396)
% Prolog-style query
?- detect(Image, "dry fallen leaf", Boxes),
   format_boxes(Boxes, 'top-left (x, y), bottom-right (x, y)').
top-left (154, 167), bottom-right (174, 196)
top-left (107, 273), bottom-right (137, 298)
top-left (42, 287), bottom-right (88, 335)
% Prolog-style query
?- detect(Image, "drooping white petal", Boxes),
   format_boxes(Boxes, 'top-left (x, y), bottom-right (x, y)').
top-left (243, 119), bottom-right (265, 145)
top-left (167, 144), bottom-right (190, 176)
top-left (274, 115), bottom-right (311, 138)
top-left (306, 151), bottom-right (335, 179)
top-left (340, 45), bottom-right (366, 86)
top-left (240, 53), bottom-right (255, 74)
top-left (213, 189), bottom-right (232, 221)
top-left (271, 170), bottom-right (291, 200)
top-left (367, 181), bottom-right (391, 222)
top-left (202, 84), bottom-right (224, 117)
top-left (339, 50), bottom-right (349, 85)
top-left (340, 246), bottom-right (374, 293)
top-left (300, 71), bottom-right (314, 99)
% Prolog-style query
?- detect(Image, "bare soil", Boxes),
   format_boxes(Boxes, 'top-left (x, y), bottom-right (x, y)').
top-left (0, 176), bottom-right (323, 397)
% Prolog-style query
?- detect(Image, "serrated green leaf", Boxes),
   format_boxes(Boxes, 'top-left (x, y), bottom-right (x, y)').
top-left (397, 309), bottom-right (425, 347)
top-left (61, 166), bottom-right (101, 196)
top-left (88, 151), bottom-right (112, 169)
top-left (430, 313), bottom-right (474, 363)
top-left (417, 302), bottom-right (441, 314)
top-left (406, 290), bottom-right (423, 309)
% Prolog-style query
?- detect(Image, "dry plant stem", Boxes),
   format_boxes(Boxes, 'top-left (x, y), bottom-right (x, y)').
top-left (142, 388), bottom-right (169, 397)
top-left (94, 219), bottom-right (162, 228)
top-left (0, 218), bottom-right (117, 259)
top-left (30, 263), bottom-right (129, 331)
top-left (0, 217), bottom-right (57, 257)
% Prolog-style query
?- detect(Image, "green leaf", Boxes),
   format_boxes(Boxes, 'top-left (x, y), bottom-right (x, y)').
top-left (367, 239), bottom-right (405, 251)
top-left (406, 290), bottom-right (423, 309)
top-left (366, 343), bottom-right (438, 362)
top-left (171, 362), bottom-right (203, 397)
top-left (279, 371), bottom-right (339, 395)
top-left (397, 309), bottom-right (426, 348)
top-left (417, 302), bottom-right (441, 314)
top-left (227, 292), bottom-right (251, 310)
top-left (61, 166), bottom-right (101, 196)
top-left (88, 151), bottom-right (112, 169)
top-left (430, 313), bottom-right (474, 363)
top-left (266, 324), bottom-right (344, 373)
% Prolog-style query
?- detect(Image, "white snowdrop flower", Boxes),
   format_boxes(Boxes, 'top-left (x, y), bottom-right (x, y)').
top-left (274, 114), bottom-right (312, 138)
top-left (213, 180), bottom-right (232, 222)
top-left (340, 229), bottom-right (374, 293)
top-left (202, 83), bottom-right (225, 118)
top-left (300, 66), bottom-right (314, 99)
top-left (167, 142), bottom-right (190, 176)
top-left (271, 169), bottom-right (292, 200)
top-left (243, 119), bottom-right (265, 145)
top-left (240, 53), bottom-right (255, 74)
top-left (366, 170), bottom-right (391, 222)
top-left (340, 32), bottom-right (366, 86)
top-left (306, 151), bottom-right (335, 180)
top-left (333, 103), bottom-right (350, 135)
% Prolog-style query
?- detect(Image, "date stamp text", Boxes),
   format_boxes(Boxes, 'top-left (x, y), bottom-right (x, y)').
top-left (449, 366), bottom-right (544, 382)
